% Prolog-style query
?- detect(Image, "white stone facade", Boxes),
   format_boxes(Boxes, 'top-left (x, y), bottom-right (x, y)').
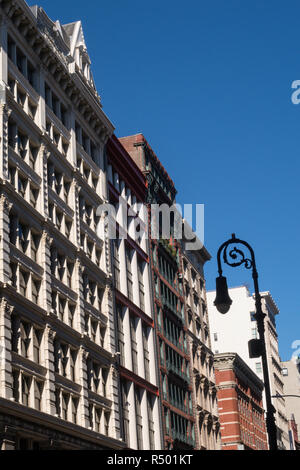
top-left (207, 286), bottom-right (289, 449)
top-left (0, 0), bottom-right (125, 450)
top-left (281, 358), bottom-right (300, 446)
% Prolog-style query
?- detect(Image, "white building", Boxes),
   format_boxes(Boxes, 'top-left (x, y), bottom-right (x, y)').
top-left (281, 357), bottom-right (300, 445)
top-left (0, 0), bottom-right (125, 450)
top-left (207, 286), bottom-right (289, 449)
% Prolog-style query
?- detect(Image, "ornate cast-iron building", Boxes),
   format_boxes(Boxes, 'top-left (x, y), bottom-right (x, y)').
top-left (106, 135), bottom-right (163, 450)
top-left (120, 134), bottom-right (196, 450)
top-left (0, 0), bottom-right (125, 450)
top-left (180, 221), bottom-right (221, 449)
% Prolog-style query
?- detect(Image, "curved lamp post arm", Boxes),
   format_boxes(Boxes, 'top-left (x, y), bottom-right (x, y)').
top-left (215, 233), bottom-right (278, 451)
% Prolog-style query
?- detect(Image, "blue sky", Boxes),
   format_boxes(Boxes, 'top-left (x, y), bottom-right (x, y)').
top-left (33, 0), bottom-right (300, 361)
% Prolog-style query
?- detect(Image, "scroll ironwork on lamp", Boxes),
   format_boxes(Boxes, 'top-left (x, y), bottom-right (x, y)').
top-left (214, 234), bottom-right (278, 451)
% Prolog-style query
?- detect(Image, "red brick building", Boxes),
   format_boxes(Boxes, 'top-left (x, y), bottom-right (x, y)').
top-left (214, 352), bottom-right (268, 450)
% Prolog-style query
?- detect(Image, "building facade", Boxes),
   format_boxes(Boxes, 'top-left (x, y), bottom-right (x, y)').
top-left (0, 1), bottom-right (125, 450)
top-left (106, 135), bottom-right (162, 450)
top-left (180, 221), bottom-right (221, 449)
top-left (281, 356), bottom-right (300, 449)
top-left (120, 134), bottom-right (196, 450)
top-left (207, 286), bottom-right (289, 449)
top-left (214, 353), bottom-right (268, 450)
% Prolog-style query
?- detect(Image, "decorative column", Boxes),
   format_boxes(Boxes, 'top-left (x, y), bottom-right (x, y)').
top-left (0, 194), bottom-right (12, 284)
top-left (140, 388), bottom-right (150, 449)
top-left (0, 298), bottom-right (14, 400)
top-left (43, 324), bottom-right (57, 416)
top-left (127, 381), bottom-right (138, 449)
top-left (78, 345), bottom-right (89, 429)
top-left (75, 258), bottom-right (84, 334)
top-left (109, 363), bottom-right (121, 440)
top-left (0, 104), bottom-right (11, 181)
top-left (37, 66), bottom-right (46, 131)
top-left (41, 145), bottom-right (50, 219)
top-left (72, 178), bottom-right (80, 248)
top-left (122, 307), bottom-right (132, 371)
top-left (131, 251), bottom-right (139, 307)
top-left (118, 239), bottom-right (127, 296)
top-left (41, 231), bottom-right (52, 315)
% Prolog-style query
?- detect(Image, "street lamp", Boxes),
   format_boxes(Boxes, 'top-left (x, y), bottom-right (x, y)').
top-left (214, 233), bottom-right (278, 451)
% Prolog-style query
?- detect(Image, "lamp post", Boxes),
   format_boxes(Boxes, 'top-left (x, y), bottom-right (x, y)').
top-left (214, 233), bottom-right (278, 451)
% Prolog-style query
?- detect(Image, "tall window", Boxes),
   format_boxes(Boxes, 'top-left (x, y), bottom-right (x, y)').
top-left (22, 375), bottom-right (30, 406)
top-left (20, 320), bottom-right (31, 358)
top-left (104, 412), bottom-right (110, 436)
top-left (72, 397), bottom-right (78, 424)
top-left (138, 260), bottom-right (145, 311)
top-left (142, 325), bottom-right (150, 382)
top-left (147, 393), bottom-right (155, 450)
top-left (33, 328), bottom-right (41, 363)
top-left (112, 239), bottom-right (120, 291)
top-left (135, 387), bottom-right (143, 449)
top-left (126, 247), bottom-right (133, 301)
top-left (130, 316), bottom-right (138, 375)
top-left (62, 393), bottom-right (69, 420)
top-left (121, 380), bottom-right (130, 446)
top-left (34, 381), bottom-right (43, 411)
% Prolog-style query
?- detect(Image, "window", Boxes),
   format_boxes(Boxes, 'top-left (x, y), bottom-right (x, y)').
top-left (72, 397), bottom-right (78, 424)
top-left (143, 325), bottom-right (150, 382)
top-left (251, 328), bottom-right (258, 339)
top-left (34, 381), bottom-right (43, 410)
top-left (95, 407), bottom-right (101, 433)
top-left (126, 247), bottom-right (133, 301)
top-left (281, 367), bottom-right (288, 376)
top-left (33, 328), bottom-right (41, 363)
top-left (138, 260), bottom-right (145, 311)
top-left (130, 316), bottom-right (138, 374)
top-left (255, 362), bottom-right (262, 374)
top-left (250, 312), bottom-right (256, 321)
top-left (214, 333), bottom-right (218, 342)
top-left (22, 375), bottom-right (30, 406)
top-left (20, 320), bottom-right (31, 358)
top-left (62, 393), bottom-right (69, 420)
top-left (104, 412), bottom-right (110, 436)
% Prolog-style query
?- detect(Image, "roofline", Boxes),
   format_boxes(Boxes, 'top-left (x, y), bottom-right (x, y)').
top-left (258, 291), bottom-right (280, 315)
top-left (214, 352), bottom-right (265, 391)
top-left (120, 134), bottom-right (177, 192)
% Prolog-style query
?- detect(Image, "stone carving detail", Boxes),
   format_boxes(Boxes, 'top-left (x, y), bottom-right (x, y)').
top-left (1, 297), bottom-right (14, 316)
top-left (42, 230), bottom-right (52, 246)
top-left (46, 324), bottom-right (56, 341)
top-left (0, 194), bottom-right (12, 215)
top-left (80, 345), bottom-right (89, 360)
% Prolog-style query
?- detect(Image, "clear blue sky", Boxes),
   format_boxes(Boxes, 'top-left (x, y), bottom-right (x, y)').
top-left (33, 0), bottom-right (300, 361)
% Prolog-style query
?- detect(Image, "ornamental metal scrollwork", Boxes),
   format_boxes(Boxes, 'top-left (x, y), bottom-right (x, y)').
top-left (223, 243), bottom-right (253, 270)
